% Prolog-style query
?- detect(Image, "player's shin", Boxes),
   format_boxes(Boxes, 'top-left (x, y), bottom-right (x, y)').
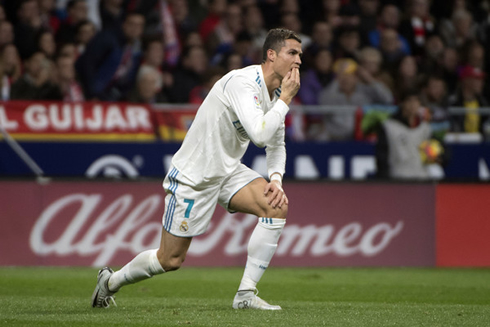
top-left (108, 249), bottom-right (165, 292)
top-left (238, 218), bottom-right (285, 291)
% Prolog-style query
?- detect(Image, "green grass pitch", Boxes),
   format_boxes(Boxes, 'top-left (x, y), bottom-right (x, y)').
top-left (1, 266), bottom-right (489, 326)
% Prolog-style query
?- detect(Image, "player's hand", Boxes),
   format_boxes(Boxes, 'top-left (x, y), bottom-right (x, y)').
top-left (279, 67), bottom-right (300, 105)
top-left (264, 180), bottom-right (289, 209)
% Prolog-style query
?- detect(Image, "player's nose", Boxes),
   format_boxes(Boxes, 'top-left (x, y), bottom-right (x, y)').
top-left (295, 54), bottom-right (302, 66)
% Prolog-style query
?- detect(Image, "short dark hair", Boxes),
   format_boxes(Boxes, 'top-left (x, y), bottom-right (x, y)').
top-left (262, 28), bottom-right (301, 63)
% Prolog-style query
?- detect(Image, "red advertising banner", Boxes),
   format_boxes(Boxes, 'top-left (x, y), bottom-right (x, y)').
top-left (0, 101), bottom-right (156, 141)
top-left (436, 184), bottom-right (490, 267)
top-left (0, 181), bottom-right (435, 267)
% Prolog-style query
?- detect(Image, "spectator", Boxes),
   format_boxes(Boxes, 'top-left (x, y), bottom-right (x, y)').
top-left (57, 42), bottom-right (77, 60)
top-left (0, 21), bottom-right (15, 49)
top-left (171, 0), bottom-right (198, 41)
top-left (199, 0), bottom-right (227, 42)
top-left (280, 0), bottom-right (299, 15)
top-left (75, 12), bottom-right (145, 101)
top-left (393, 55), bottom-right (421, 102)
top-left (14, 0), bottom-right (44, 60)
top-left (99, 0), bottom-right (125, 31)
top-left (368, 5), bottom-right (411, 55)
top-left (188, 66), bottom-right (225, 104)
top-left (184, 31), bottom-right (204, 48)
top-left (206, 3), bottom-right (242, 57)
top-left (420, 34), bottom-right (445, 74)
top-left (379, 28), bottom-right (409, 72)
top-left (141, 38), bottom-right (165, 71)
top-left (357, 46), bottom-right (393, 93)
top-left (439, 9), bottom-right (478, 50)
top-left (126, 65), bottom-right (167, 104)
top-left (230, 31), bottom-right (254, 66)
top-left (298, 48), bottom-right (334, 140)
top-left (338, 3), bottom-right (361, 28)
top-left (302, 21), bottom-right (333, 70)
top-left (299, 49), bottom-right (334, 105)
top-left (139, 37), bottom-right (172, 100)
top-left (448, 65), bottom-right (490, 134)
top-left (431, 0), bottom-right (477, 22)
top-left (55, 55), bottom-right (85, 101)
top-left (376, 89), bottom-right (436, 179)
top-left (0, 44), bottom-right (22, 100)
top-left (420, 74), bottom-right (449, 122)
top-left (462, 41), bottom-right (485, 69)
top-left (220, 52), bottom-right (244, 72)
top-left (317, 0), bottom-right (343, 30)
top-left (243, 5), bottom-right (268, 63)
top-left (398, 0), bottom-right (436, 57)
top-left (38, 0), bottom-right (60, 32)
top-left (317, 58), bottom-right (393, 141)
top-left (75, 19), bottom-right (96, 56)
top-left (357, 0), bottom-right (381, 46)
top-left (333, 25), bottom-right (360, 60)
top-left (280, 12), bottom-right (312, 49)
top-left (36, 30), bottom-right (56, 59)
top-left (439, 47), bottom-right (460, 95)
top-left (56, 0), bottom-right (89, 44)
top-left (168, 45), bottom-right (208, 103)
top-left (10, 51), bottom-right (61, 100)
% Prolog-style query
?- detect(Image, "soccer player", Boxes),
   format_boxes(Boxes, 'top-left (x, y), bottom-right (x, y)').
top-left (92, 28), bottom-right (302, 310)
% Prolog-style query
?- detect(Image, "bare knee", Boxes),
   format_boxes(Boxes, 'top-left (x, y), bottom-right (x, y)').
top-left (262, 203), bottom-right (288, 218)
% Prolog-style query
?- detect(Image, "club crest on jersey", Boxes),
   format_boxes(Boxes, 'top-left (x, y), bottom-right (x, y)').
top-left (179, 221), bottom-right (189, 233)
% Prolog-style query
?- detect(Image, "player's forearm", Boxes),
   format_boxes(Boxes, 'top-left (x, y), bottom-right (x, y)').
top-left (248, 100), bottom-right (289, 147)
top-left (266, 143), bottom-right (286, 181)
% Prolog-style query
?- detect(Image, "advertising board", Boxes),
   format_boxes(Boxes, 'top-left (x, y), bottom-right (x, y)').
top-left (0, 181), bottom-right (435, 267)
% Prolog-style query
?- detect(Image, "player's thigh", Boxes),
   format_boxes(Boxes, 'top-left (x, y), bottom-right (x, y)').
top-left (162, 167), bottom-right (220, 237)
top-left (227, 178), bottom-right (287, 218)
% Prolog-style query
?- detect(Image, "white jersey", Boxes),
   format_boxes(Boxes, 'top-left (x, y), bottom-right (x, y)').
top-left (171, 65), bottom-right (289, 185)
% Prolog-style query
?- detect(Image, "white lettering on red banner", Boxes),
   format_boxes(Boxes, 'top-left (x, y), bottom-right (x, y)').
top-left (30, 193), bottom-right (404, 267)
top-left (0, 102), bottom-right (153, 135)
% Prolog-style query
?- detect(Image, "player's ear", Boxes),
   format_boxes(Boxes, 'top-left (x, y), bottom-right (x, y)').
top-left (267, 49), bottom-right (276, 62)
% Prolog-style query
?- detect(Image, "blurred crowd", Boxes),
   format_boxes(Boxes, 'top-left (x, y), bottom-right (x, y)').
top-left (1, 0), bottom-right (490, 141)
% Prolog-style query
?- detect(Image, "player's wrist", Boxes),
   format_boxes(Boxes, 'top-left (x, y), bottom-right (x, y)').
top-left (270, 173), bottom-right (282, 185)
top-left (279, 96), bottom-right (292, 106)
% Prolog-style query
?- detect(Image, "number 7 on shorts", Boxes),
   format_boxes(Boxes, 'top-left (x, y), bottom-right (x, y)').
top-left (183, 199), bottom-right (194, 218)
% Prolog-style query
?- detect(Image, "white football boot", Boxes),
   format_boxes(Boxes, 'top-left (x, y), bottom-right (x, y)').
top-left (91, 267), bottom-right (117, 308)
top-left (232, 289), bottom-right (281, 310)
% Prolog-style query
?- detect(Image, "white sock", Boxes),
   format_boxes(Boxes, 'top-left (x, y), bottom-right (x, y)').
top-left (108, 249), bottom-right (165, 292)
top-left (238, 217), bottom-right (285, 291)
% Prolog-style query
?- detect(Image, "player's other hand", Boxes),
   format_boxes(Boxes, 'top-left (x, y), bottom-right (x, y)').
top-left (279, 67), bottom-right (300, 105)
top-left (264, 180), bottom-right (289, 209)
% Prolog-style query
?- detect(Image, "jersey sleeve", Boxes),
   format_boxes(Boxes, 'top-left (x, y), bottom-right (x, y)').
top-left (224, 75), bottom-right (289, 148)
top-left (265, 122), bottom-right (286, 179)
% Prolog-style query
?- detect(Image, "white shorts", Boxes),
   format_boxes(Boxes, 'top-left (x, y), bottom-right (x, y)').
top-left (162, 164), bottom-right (262, 237)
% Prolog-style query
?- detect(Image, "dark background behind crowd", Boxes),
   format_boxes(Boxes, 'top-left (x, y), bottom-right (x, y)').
top-left (1, 0), bottom-right (490, 142)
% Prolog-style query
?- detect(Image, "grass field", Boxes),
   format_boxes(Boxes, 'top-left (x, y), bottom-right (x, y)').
top-left (1, 267), bottom-right (489, 327)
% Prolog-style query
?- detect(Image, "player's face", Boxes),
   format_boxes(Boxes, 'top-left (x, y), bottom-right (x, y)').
top-left (274, 39), bottom-right (302, 78)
